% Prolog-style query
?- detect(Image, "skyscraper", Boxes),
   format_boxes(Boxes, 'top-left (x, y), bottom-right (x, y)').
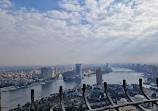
top-left (41, 67), bottom-right (52, 79)
top-left (106, 63), bottom-right (108, 68)
top-left (52, 69), bottom-right (55, 78)
top-left (75, 64), bottom-right (82, 78)
top-left (96, 68), bottom-right (102, 85)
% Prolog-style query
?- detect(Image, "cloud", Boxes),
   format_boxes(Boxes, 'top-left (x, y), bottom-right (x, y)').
top-left (0, 0), bottom-right (158, 65)
top-left (0, 0), bottom-right (14, 8)
top-left (45, 10), bottom-right (71, 19)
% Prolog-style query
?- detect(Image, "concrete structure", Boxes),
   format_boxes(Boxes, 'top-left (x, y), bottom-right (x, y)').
top-left (134, 94), bottom-right (145, 101)
top-left (41, 67), bottom-right (52, 79)
top-left (118, 98), bottom-right (137, 111)
top-left (96, 68), bottom-right (102, 85)
top-left (75, 64), bottom-right (82, 78)
top-left (153, 104), bottom-right (158, 111)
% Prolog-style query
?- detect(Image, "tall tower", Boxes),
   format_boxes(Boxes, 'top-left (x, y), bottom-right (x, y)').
top-left (41, 67), bottom-right (52, 79)
top-left (54, 67), bottom-right (57, 75)
top-left (106, 63), bottom-right (108, 68)
top-left (96, 68), bottom-right (102, 85)
top-left (75, 64), bottom-right (82, 78)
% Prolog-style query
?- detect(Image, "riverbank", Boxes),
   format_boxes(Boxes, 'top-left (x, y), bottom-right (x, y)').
top-left (2, 67), bottom-right (145, 111)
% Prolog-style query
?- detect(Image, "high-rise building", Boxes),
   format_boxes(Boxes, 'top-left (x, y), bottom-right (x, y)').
top-left (54, 67), bottom-right (57, 75)
top-left (52, 67), bottom-right (57, 78)
top-left (96, 68), bottom-right (102, 85)
top-left (41, 67), bottom-right (52, 79)
top-left (106, 63), bottom-right (108, 68)
top-left (52, 69), bottom-right (55, 78)
top-left (75, 64), bottom-right (82, 78)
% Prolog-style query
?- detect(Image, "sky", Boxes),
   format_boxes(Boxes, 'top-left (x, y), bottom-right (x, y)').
top-left (0, 0), bottom-right (158, 65)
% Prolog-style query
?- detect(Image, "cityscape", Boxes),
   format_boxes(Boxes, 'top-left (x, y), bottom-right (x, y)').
top-left (0, 63), bottom-right (111, 92)
top-left (0, 63), bottom-right (158, 111)
top-left (0, 0), bottom-right (158, 111)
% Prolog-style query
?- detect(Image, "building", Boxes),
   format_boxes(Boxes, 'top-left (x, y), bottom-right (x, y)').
top-left (75, 64), bottom-right (82, 78)
top-left (118, 98), bottom-right (137, 111)
top-left (96, 68), bottom-right (102, 85)
top-left (106, 63), bottom-right (108, 68)
top-left (134, 94), bottom-right (145, 101)
top-left (52, 69), bottom-right (56, 78)
top-left (41, 67), bottom-right (52, 79)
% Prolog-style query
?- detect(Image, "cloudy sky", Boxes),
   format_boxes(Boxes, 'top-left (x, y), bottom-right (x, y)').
top-left (0, 0), bottom-right (158, 65)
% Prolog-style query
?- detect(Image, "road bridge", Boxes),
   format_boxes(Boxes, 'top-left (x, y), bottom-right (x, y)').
top-left (113, 71), bottom-right (136, 73)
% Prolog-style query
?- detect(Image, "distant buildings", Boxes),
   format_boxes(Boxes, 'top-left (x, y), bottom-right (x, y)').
top-left (41, 67), bottom-right (52, 79)
top-left (96, 68), bottom-right (102, 85)
top-left (75, 64), bottom-right (82, 78)
top-left (62, 64), bottom-right (82, 81)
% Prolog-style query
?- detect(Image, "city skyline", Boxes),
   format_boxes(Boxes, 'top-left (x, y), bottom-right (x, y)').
top-left (0, 0), bottom-right (158, 65)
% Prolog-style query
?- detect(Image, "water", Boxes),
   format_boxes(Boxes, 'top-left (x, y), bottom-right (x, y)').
top-left (1, 67), bottom-right (145, 111)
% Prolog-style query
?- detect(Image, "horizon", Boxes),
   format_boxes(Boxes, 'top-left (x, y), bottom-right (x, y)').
top-left (0, 0), bottom-right (158, 65)
top-left (0, 62), bottom-right (158, 67)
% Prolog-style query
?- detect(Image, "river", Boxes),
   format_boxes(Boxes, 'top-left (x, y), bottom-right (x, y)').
top-left (1, 67), bottom-right (146, 111)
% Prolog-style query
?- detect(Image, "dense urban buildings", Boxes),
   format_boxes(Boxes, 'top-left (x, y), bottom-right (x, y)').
top-left (75, 64), bottom-right (82, 78)
top-left (96, 68), bottom-right (102, 85)
top-left (1, 64), bottom-right (158, 111)
top-left (41, 67), bottom-right (52, 80)
top-left (9, 82), bottom-right (157, 111)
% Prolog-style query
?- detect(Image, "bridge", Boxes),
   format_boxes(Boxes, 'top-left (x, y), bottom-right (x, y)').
top-left (113, 71), bottom-right (136, 73)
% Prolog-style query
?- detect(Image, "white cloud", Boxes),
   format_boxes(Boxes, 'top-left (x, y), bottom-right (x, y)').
top-left (0, 0), bottom-right (14, 8)
top-left (59, 0), bottom-right (83, 12)
top-left (99, 0), bottom-right (115, 9)
top-left (0, 0), bottom-right (158, 65)
top-left (46, 10), bottom-right (71, 19)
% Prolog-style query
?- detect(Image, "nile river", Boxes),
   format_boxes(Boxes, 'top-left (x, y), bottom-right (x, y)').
top-left (1, 67), bottom-right (146, 111)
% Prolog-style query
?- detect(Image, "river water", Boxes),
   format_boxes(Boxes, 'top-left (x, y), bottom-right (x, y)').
top-left (1, 67), bottom-right (145, 111)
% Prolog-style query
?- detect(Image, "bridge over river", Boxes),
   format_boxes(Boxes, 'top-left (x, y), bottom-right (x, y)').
top-left (2, 67), bottom-right (143, 111)
top-left (113, 71), bottom-right (136, 73)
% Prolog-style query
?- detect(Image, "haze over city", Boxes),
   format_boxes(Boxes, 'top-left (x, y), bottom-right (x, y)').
top-left (0, 0), bottom-right (158, 65)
